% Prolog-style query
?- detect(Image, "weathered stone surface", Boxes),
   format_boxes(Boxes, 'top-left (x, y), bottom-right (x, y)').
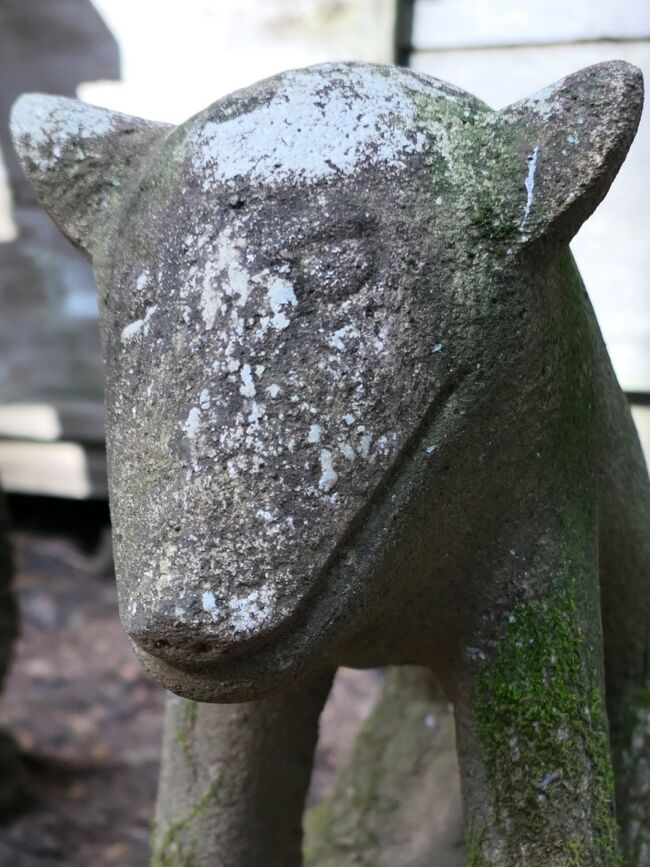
top-left (0, 0), bottom-right (119, 205)
top-left (12, 60), bottom-right (650, 865)
top-left (153, 669), bottom-right (333, 867)
top-left (411, 40), bottom-right (650, 393)
top-left (304, 667), bottom-right (464, 867)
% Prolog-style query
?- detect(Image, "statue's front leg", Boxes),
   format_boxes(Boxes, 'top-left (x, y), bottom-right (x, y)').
top-left (449, 509), bottom-right (620, 866)
top-left (152, 668), bottom-right (334, 867)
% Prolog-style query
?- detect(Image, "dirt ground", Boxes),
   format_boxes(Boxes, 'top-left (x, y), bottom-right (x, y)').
top-left (0, 500), bottom-right (382, 867)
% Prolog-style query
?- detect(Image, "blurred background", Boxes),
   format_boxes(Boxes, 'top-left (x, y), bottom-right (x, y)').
top-left (0, 2), bottom-right (647, 864)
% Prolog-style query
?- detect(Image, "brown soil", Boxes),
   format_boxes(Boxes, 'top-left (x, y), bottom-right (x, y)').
top-left (0, 523), bottom-right (382, 866)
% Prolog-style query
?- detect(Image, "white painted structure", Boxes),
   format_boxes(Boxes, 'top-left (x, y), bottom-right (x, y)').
top-left (82, 0), bottom-right (396, 122)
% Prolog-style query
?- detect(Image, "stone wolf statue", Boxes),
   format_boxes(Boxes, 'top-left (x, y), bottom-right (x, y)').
top-left (11, 60), bottom-right (650, 865)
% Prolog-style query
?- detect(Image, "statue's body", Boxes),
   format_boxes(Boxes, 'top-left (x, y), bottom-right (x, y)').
top-left (12, 61), bottom-right (650, 865)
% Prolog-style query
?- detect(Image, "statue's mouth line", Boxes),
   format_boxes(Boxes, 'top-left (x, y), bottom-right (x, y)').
top-left (129, 366), bottom-right (475, 701)
top-left (129, 604), bottom-right (300, 670)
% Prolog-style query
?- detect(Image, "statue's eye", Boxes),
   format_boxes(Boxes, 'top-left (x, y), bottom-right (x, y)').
top-left (294, 237), bottom-right (378, 303)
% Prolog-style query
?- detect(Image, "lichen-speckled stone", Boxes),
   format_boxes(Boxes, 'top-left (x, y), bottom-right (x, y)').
top-left (11, 60), bottom-right (650, 866)
top-left (12, 64), bottom-right (500, 687)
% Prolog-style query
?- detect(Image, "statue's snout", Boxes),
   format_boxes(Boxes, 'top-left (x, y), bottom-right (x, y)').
top-left (125, 615), bottom-right (244, 669)
top-left (121, 576), bottom-right (297, 672)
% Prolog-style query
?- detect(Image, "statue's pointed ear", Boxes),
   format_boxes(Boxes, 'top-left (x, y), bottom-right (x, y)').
top-left (496, 61), bottom-right (643, 247)
top-left (10, 94), bottom-right (171, 260)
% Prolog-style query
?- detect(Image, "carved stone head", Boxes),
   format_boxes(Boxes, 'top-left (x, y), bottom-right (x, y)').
top-left (11, 62), bottom-right (642, 700)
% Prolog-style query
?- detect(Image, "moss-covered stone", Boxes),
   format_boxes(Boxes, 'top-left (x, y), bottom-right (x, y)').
top-left (473, 585), bottom-right (620, 865)
top-left (304, 667), bottom-right (464, 867)
top-left (465, 829), bottom-right (491, 867)
top-left (151, 774), bottom-right (222, 867)
top-left (173, 698), bottom-right (198, 761)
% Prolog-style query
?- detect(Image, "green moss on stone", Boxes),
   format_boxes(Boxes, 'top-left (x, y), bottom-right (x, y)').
top-left (567, 839), bottom-right (583, 865)
top-left (465, 825), bottom-right (491, 866)
top-left (303, 704), bottom-right (384, 862)
top-left (469, 199), bottom-right (518, 241)
top-left (173, 699), bottom-right (198, 760)
top-left (473, 586), bottom-right (621, 865)
top-left (410, 92), bottom-right (524, 251)
top-left (151, 774), bottom-right (222, 867)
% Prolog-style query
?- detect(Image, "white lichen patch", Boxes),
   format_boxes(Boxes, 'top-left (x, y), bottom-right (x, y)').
top-left (330, 324), bottom-right (361, 351)
top-left (182, 406), bottom-right (202, 440)
top-left (136, 269), bottom-right (151, 292)
top-left (11, 94), bottom-right (117, 170)
top-left (201, 590), bottom-right (219, 620)
top-left (267, 276), bottom-right (298, 312)
top-left (191, 65), bottom-right (431, 188)
top-left (199, 228), bottom-right (251, 330)
top-left (513, 79), bottom-right (567, 122)
top-left (319, 449), bottom-right (338, 492)
top-left (228, 584), bottom-right (276, 634)
top-left (265, 276), bottom-right (298, 330)
top-left (339, 441), bottom-right (355, 461)
top-left (359, 433), bottom-right (373, 458)
top-left (239, 363), bottom-right (256, 397)
top-left (247, 401), bottom-right (265, 426)
top-left (271, 310), bottom-right (290, 331)
top-left (308, 424), bottom-right (322, 444)
top-left (183, 224), bottom-right (301, 351)
top-left (519, 144), bottom-right (540, 232)
top-left (256, 509), bottom-right (273, 523)
top-left (121, 304), bottom-right (158, 343)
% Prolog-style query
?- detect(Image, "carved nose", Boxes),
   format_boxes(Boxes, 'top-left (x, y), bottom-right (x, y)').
top-left (122, 581), bottom-right (295, 669)
top-left (125, 614), bottom-right (254, 669)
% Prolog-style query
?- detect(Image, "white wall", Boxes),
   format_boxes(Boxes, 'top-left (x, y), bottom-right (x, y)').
top-left (81, 0), bottom-right (396, 122)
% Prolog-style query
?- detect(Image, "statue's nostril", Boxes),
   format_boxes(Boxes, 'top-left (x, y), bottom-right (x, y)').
top-left (134, 633), bottom-right (214, 664)
top-left (193, 642), bottom-right (210, 654)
